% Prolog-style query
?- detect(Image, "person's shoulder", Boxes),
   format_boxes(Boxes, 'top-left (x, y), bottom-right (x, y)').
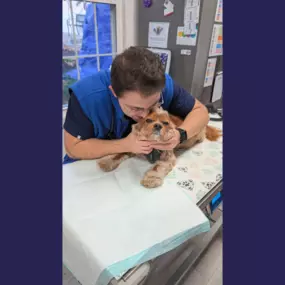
top-left (161, 73), bottom-right (174, 108)
top-left (70, 70), bottom-right (111, 101)
top-left (164, 73), bottom-right (174, 91)
top-left (165, 73), bottom-right (173, 80)
top-left (69, 70), bottom-right (112, 119)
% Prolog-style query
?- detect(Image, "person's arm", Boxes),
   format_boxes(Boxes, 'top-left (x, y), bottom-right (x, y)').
top-left (176, 98), bottom-right (209, 139)
top-left (169, 82), bottom-right (209, 138)
top-left (64, 92), bottom-right (152, 159)
top-left (64, 131), bottom-right (131, 159)
top-left (150, 82), bottom-right (209, 150)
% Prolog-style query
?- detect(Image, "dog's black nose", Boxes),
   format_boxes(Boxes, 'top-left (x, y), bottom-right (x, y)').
top-left (153, 123), bottom-right (162, 131)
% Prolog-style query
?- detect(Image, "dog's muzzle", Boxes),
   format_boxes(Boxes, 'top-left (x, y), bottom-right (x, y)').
top-left (153, 123), bottom-right (162, 134)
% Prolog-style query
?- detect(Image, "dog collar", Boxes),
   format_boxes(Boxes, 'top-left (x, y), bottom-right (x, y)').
top-left (145, 149), bottom-right (162, 164)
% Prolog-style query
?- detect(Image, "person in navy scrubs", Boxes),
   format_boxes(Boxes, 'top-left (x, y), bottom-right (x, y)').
top-left (63, 46), bottom-right (209, 164)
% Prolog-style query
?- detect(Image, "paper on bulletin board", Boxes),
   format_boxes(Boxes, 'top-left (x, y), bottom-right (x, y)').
top-left (184, 0), bottom-right (200, 35)
top-left (215, 0), bottom-right (223, 23)
top-left (164, 0), bottom-right (174, 17)
top-left (209, 24), bottom-right (223, 57)
top-left (176, 26), bottom-right (198, 46)
top-left (181, 49), bottom-right (192, 56)
top-left (212, 72), bottom-right (223, 102)
top-left (148, 22), bottom-right (170, 49)
top-left (204, 58), bottom-right (217, 87)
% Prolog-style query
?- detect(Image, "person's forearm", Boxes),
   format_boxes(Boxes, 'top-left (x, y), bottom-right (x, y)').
top-left (179, 103), bottom-right (209, 139)
top-left (65, 137), bottom-right (128, 160)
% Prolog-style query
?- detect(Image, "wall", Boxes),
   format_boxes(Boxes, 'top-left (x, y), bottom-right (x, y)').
top-left (137, 0), bottom-right (221, 104)
top-left (138, 0), bottom-right (200, 92)
top-left (122, 0), bottom-right (139, 47)
top-left (191, 0), bottom-right (221, 103)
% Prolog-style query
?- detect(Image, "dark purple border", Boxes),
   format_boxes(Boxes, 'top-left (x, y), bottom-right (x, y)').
top-left (224, 1), bottom-right (285, 284)
top-left (1, 1), bottom-right (62, 285)
top-left (1, 1), bottom-right (285, 285)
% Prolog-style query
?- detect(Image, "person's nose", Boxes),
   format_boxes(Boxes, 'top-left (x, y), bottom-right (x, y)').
top-left (140, 109), bottom-right (149, 118)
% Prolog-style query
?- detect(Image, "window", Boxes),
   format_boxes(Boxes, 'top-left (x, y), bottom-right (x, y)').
top-left (62, 0), bottom-right (123, 107)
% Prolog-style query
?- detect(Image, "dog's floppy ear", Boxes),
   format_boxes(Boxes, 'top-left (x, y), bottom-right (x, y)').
top-left (132, 121), bottom-right (143, 136)
top-left (150, 105), bottom-right (169, 115)
top-left (150, 105), bottom-right (162, 113)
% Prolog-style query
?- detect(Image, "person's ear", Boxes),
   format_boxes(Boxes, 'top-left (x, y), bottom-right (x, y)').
top-left (109, 85), bottom-right (117, 98)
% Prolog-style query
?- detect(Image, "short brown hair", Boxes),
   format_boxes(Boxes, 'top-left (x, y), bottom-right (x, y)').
top-left (111, 46), bottom-right (165, 97)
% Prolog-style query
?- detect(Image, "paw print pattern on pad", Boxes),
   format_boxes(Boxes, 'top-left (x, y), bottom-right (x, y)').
top-left (177, 179), bottom-right (195, 191)
top-left (177, 166), bottom-right (188, 173)
top-left (202, 181), bottom-right (216, 190)
top-left (216, 174), bottom-right (222, 181)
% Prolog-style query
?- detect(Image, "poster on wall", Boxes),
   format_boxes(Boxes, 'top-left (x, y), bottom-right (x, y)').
top-left (215, 0), bottom-right (223, 23)
top-left (204, 57), bottom-right (217, 87)
top-left (176, 26), bottom-right (198, 46)
top-left (164, 0), bottom-right (174, 16)
top-left (148, 22), bottom-right (170, 49)
top-left (209, 24), bottom-right (223, 57)
top-left (183, 0), bottom-right (200, 35)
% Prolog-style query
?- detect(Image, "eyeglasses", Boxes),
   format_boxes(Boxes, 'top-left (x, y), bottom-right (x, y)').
top-left (123, 93), bottom-right (164, 114)
top-left (158, 93), bottom-right (164, 106)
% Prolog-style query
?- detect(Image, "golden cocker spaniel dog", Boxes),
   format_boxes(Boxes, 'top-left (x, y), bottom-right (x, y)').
top-left (98, 107), bottom-right (221, 188)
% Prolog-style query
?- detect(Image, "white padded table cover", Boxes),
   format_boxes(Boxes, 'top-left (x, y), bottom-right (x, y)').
top-left (63, 121), bottom-right (222, 285)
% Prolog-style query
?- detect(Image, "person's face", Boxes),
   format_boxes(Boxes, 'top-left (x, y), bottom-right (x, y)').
top-left (110, 87), bottom-right (163, 122)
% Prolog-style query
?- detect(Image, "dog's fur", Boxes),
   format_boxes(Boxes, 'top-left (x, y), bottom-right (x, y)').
top-left (98, 107), bottom-right (222, 188)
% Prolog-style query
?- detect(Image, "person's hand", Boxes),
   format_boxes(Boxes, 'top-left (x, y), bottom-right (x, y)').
top-left (149, 130), bottom-right (181, 151)
top-left (123, 132), bottom-right (153, 154)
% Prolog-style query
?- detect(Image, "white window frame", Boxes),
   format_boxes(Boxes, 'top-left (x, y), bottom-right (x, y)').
top-left (63, 0), bottom-right (124, 108)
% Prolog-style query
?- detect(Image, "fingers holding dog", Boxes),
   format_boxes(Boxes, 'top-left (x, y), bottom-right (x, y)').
top-left (149, 130), bottom-right (180, 150)
top-left (124, 132), bottom-right (153, 154)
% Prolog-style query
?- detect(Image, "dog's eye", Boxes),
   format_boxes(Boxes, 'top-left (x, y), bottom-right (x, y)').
top-left (146, 119), bottom-right (153, 123)
top-left (162, 121), bottom-right (169, 125)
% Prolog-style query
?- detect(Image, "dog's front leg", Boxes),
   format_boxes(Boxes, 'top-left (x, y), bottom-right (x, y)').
top-left (141, 151), bottom-right (176, 188)
top-left (98, 153), bottom-right (134, 172)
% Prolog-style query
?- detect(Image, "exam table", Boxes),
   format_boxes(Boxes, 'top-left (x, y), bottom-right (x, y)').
top-left (110, 183), bottom-right (222, 285)
top-left (63, 118), bottom-right (222, 285)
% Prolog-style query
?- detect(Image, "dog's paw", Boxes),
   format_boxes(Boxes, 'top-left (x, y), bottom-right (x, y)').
top-left (141, 175), bottom-right (163, 188)
top-left (97, 159), bottom-right (118, 172)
